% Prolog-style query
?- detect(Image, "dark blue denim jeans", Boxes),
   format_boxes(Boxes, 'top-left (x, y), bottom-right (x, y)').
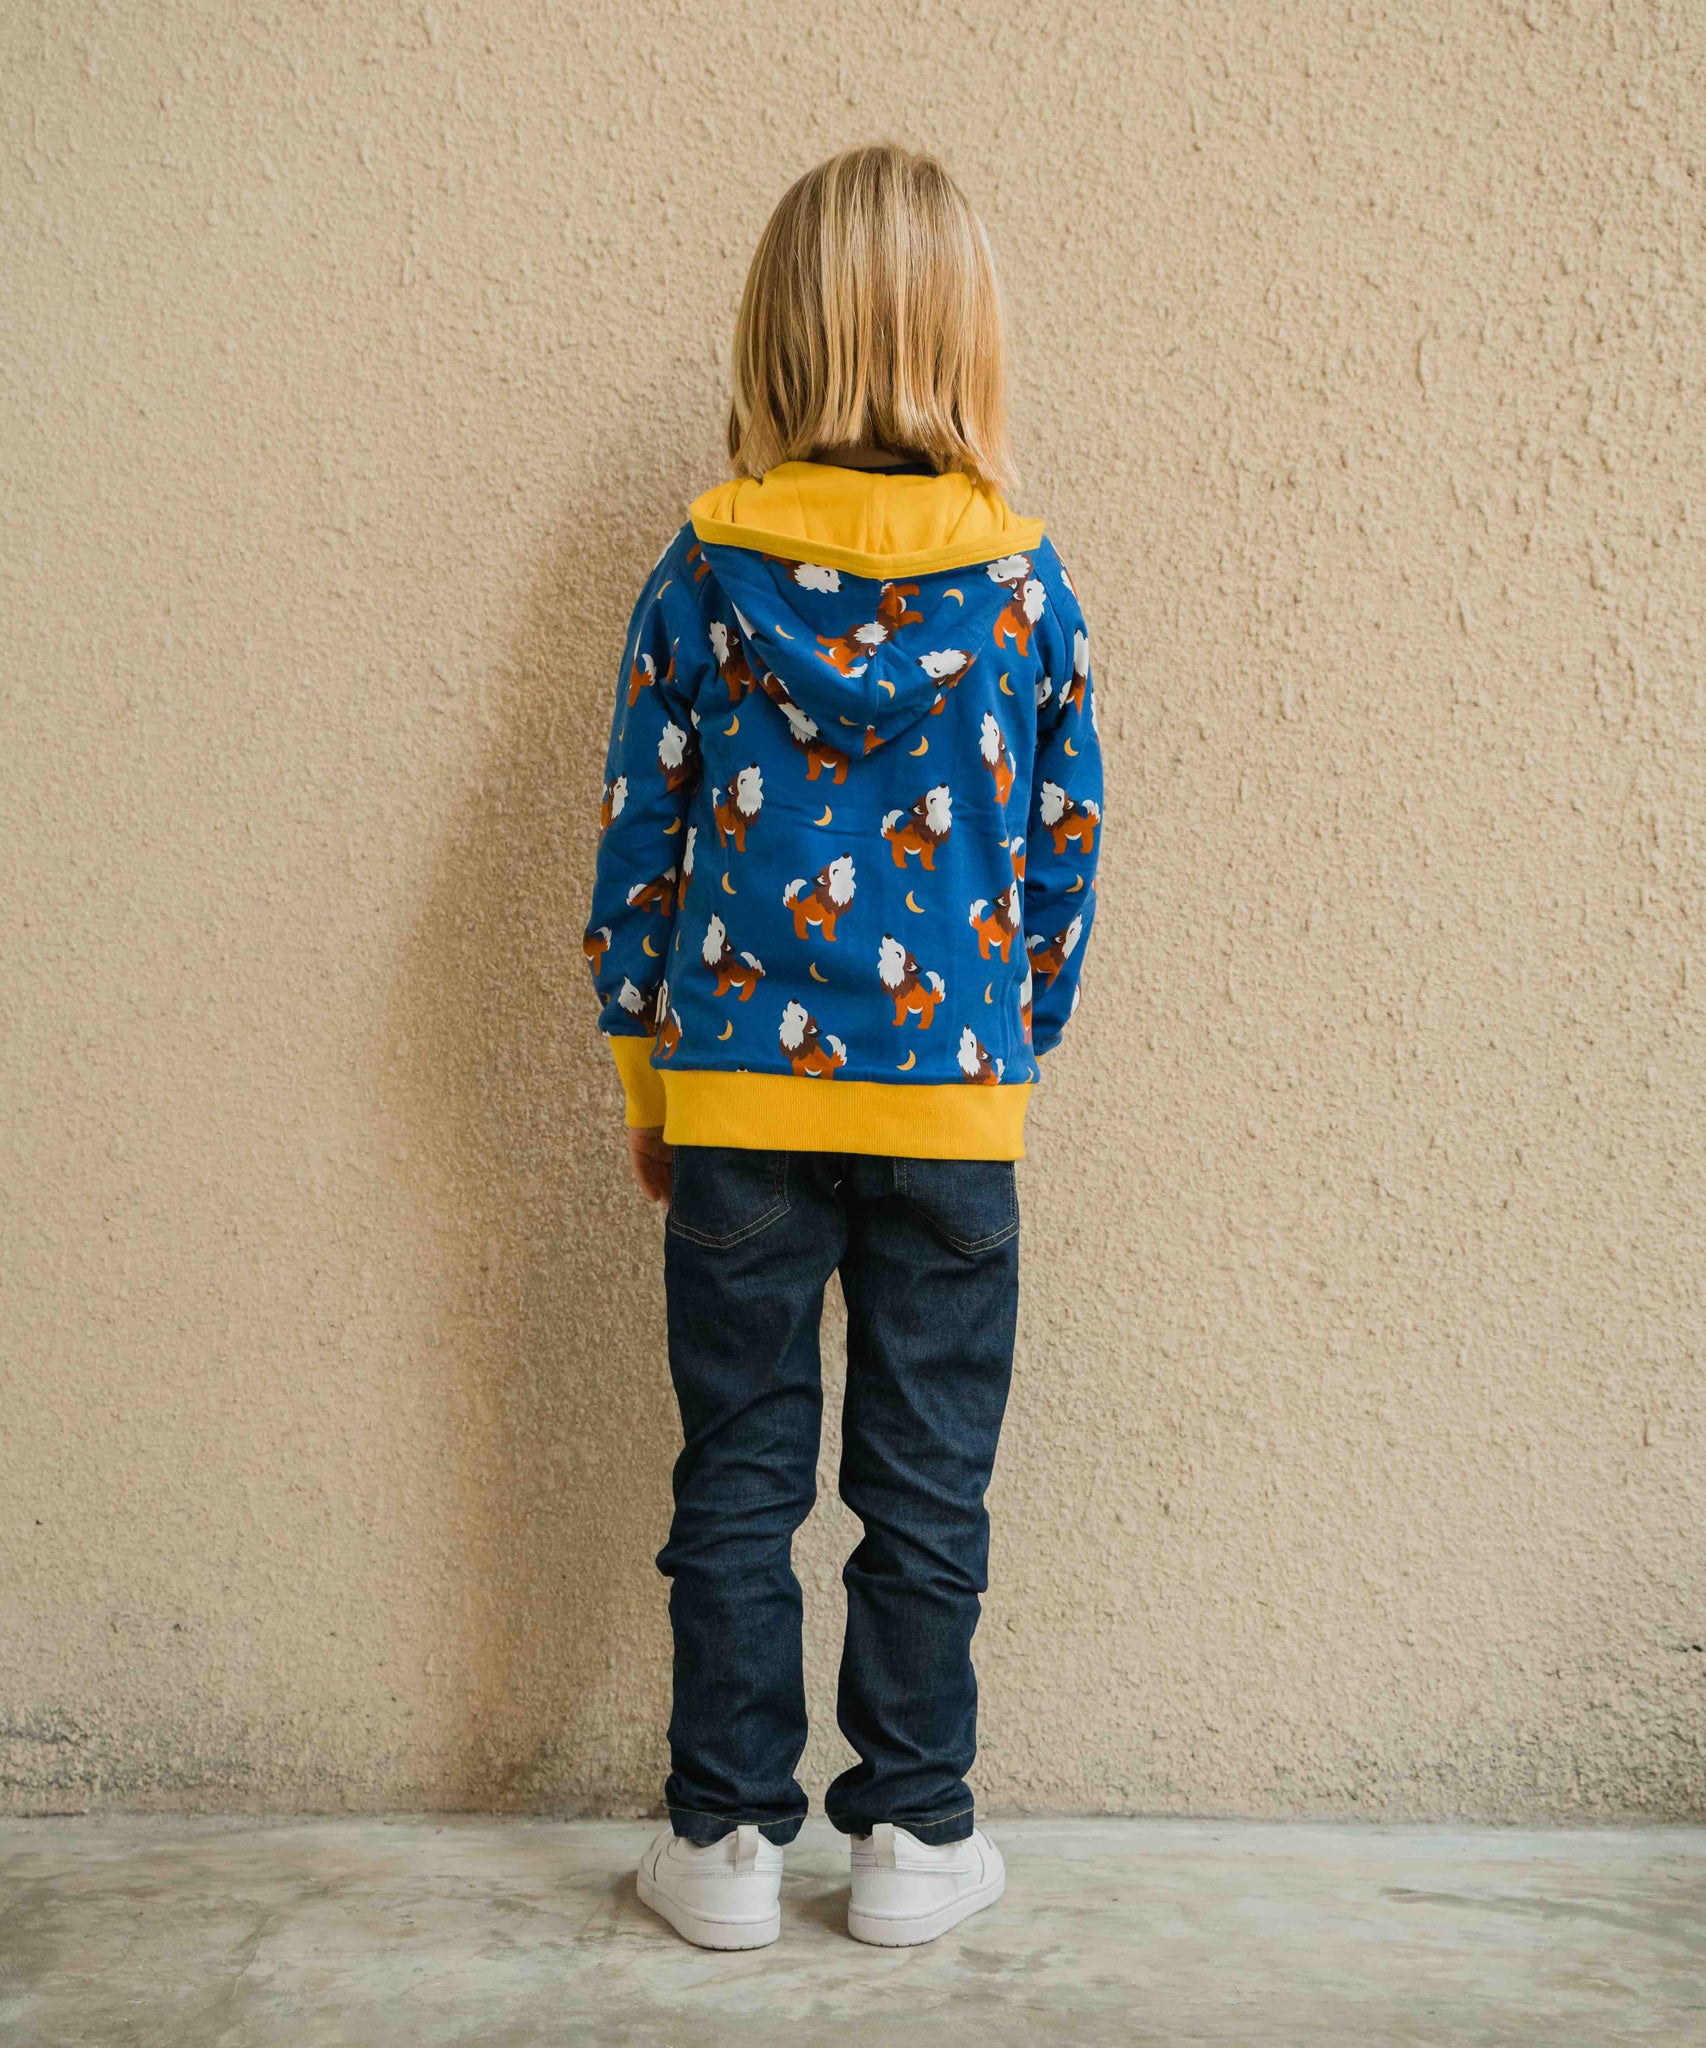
top-left (657, 1146), bottom-right (1020, 1848)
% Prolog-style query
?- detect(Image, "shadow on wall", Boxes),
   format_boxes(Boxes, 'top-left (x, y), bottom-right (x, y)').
top-left (382, 418), bottom-right (711, 1814)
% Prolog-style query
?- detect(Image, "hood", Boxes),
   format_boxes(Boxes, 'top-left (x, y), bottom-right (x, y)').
top-left (690, 462), bottom-right (1045, 750)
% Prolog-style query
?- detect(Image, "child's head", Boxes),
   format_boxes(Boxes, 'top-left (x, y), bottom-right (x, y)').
top-left (729, 143), bottom-right (1014, 494)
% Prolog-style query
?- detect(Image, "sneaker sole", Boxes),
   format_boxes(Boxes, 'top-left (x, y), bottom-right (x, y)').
top-left (637, 1867), bottom-right (781, 1950)
top-left (846, 1867), bottom-right (1006, 1948)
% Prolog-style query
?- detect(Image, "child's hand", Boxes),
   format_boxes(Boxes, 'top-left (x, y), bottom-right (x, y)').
top-left (627, 1126), bottom-right (673, 1203)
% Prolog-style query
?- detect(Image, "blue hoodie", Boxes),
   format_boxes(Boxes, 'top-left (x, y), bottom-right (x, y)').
top-left (583, 460), bottom-right (1101, 1160)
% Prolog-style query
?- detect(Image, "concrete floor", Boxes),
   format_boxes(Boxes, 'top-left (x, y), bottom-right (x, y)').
top-left (0, 1816), bottom-right (1702, 2046)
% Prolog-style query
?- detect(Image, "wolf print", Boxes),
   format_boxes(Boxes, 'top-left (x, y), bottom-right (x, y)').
top-left (708, 619), bottom-right (758, 702)
top-left (1005, 831), bottom-right (1027, 880)
top-left (657, 720), bottom-right (695, 794)
top-left (625, 866), bottom-right (678, 917)
top-left (655, 999), bottom-right (683, 1060)
top-left (783, 855), bottom-right (856, 941)
top-left (714, 764), bottom-right (762, 851)
top-left (616, 975), bottom-right (661, 1031)
top-left (1061, 629), bottom-right (1091, 715)
top-left (600, 774), bottom-right (627, 832)
top-left (920, 645), bottom-right (976, 696)
top-left (882, 784), bottom-right (952, 869)
top-left (685, 541), bottom-right (710, 582)
top-left (816, 582), bottom-right (923, 677)
top-left (792, 561), bottom-right (841, 593)
top-left (979, 711), bottom-right (1016, 806)
top-left (957, 1026), bottom-right (1004, 1084)
top-left (681, 822), bottom-right (697, 884)
top-left (1018, 963), bottom-right (1033, 1042)
top-left (987, 553), bottom-right (1046, 657)
top-left (777, 697), bottom-right (851, 783)
top-left (780, 999), bottom-right (847, 1077)
top-left (878, 934), bottom-right (945, 1028)
top-left (969, 882), bottom-right (1022, 963)
top-left (582, 924), bottom-right (610, 972)
top-left (1039, 782), bottom-right (1100, 856)
top-left (701, 914), bottom-right (764, 1001)
top-left (1028, 912), bottom-right (1084, 987)
top-left (627, 651), bottom-right (660, 706)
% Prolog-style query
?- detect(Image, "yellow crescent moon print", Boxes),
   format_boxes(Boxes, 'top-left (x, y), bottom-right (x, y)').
top-left (909, 736), bottom-right (929, 756)
top-left (945, 589), bottom-right (964, 604)
top-left (984, 983), bottom-right (993, 1002)
top-left (814, 805), bottom-right (832, 826)
top-left (878, 677), bottom-right (896, 697)
top-left (897, 1050), bottom-right (917, 1070)
top-left (773, 624), bottom-right (792, 639)
top-left (726, 715), bottom-right (740, 735)
top-left (1067, 874), bottom-right (1083, 893)
top-left (905, 891), bottom-right (924, 914)
top-left (810, 962), bottom-right (829, 983)
top-left (1064, 737), bottom-right (1077, 756)
top-left (664, 816), bottom-right (682, 834)
top-left (722, 873), bottom-right (736, 895)
top-left (643, 936), bottom-right (659, 957)
top-left (657, 581), bottom-right (672, 598)
top-left (718, 1020), bottom-right (734, 1040)
top-left (999, 673), bottom-right (1013, 695)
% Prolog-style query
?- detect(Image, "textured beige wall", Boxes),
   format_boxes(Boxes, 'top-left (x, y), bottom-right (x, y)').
top-left (4, 0), bottom-right (1704, 1821)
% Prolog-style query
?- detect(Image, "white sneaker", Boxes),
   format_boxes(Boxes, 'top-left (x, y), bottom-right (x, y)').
top-left (636, 1823), bottom-right (784, 1949)
top-left (847, 1822), bottom-right (1005, 1946)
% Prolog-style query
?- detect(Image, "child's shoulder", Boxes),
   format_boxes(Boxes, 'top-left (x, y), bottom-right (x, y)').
top-left (1027, 531), bottom-right (1082, 608)
top-left (636, 517), bottom-right (711, 604)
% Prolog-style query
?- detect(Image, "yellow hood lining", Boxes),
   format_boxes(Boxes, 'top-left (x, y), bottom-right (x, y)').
top-left (690, 462), bottom-right (1045, 581)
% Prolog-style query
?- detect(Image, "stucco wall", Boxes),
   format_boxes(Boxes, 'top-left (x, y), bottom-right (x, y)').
top-left (3, 0), bottom-right (1703, 1820)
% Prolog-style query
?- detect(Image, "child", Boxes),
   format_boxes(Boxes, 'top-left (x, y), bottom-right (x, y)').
top-left (583, 143), bottom-right (1101, 1950)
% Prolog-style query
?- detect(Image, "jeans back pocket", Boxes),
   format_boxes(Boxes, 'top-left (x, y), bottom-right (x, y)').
top-left (666, 1146), bottom-right (792, 1249)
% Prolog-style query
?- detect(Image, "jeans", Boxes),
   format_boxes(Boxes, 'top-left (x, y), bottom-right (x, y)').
top-left (656, 1146), bottom-right (1020, 1848)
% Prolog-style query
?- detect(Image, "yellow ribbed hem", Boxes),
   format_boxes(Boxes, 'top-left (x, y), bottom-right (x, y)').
top-left (608, 1034), bottom-right (667, 1127)
top-left (658, 1069), bottom-right (1032, 1160)
top-left (691, 464), bottom-right (1045, 581)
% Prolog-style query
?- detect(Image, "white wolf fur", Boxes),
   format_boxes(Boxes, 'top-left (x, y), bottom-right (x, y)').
top-left (784, 854), bottom-right (855, 908)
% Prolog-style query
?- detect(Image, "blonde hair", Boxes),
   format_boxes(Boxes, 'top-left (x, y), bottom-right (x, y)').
top-left (728, 144), bottom-right (1015, 495)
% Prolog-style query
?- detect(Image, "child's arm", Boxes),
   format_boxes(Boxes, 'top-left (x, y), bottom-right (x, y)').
top-left (583, 539), bottom-right (699, 1133)
top-left (1023, 547), bottom-right (1103, 1058)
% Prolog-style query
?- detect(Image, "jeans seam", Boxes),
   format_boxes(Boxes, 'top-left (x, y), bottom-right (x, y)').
top-left (665, 1801), bottom-right (798, 1821)
top-left (837, 1801), bottom-right (976, 1826)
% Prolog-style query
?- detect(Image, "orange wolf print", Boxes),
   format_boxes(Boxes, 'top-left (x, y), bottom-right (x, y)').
top-left (701, 913), bottom-right (764, 1000)
top-left (881, 784), bottom-right (952, 869)
top-left (783, 855), bottom-right (856, 941)
top-left (779, 1000), bottom-right (847, 1076)
top-left (878, 934), bottom-right (946, 1028)
top-left (816, 582), bottom-right (923, 676)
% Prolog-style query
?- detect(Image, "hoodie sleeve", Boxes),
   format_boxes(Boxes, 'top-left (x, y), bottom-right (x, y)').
top-left (583, 529), bottom-right (701, 1125)
top-left (1023, 543), bottom-right (1102, 1058)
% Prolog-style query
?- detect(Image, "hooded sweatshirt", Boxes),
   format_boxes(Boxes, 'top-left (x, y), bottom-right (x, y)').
top-left (582, 460), bottom-right (1101, 1160)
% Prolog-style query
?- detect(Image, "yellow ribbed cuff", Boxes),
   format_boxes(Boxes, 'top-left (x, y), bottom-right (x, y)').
top-left (607, 1034), bottom-right (666, 1127)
